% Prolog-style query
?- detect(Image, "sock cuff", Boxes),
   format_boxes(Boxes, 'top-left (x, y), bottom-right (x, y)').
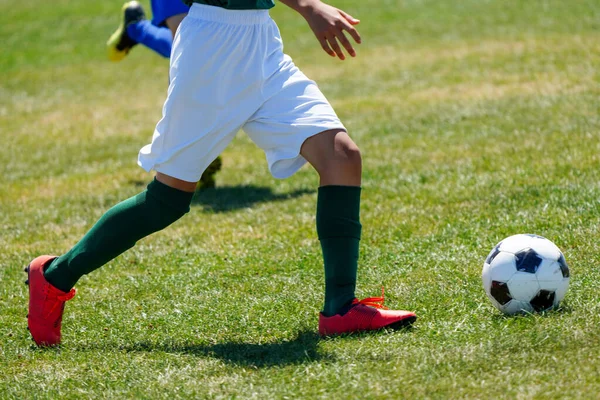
top-left (146, 178), bottom-right (194, 214)
top-left (317, 185), bottom-right (362, 240)
top-left (317, 185), bottom-right (361, 218)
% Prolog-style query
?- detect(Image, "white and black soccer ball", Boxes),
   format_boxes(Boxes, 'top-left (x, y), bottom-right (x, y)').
top-left (482, 234), bottom-right (570, 315)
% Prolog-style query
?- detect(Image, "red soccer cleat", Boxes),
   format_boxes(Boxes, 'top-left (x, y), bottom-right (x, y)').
top-left (25, 255), bottom-right (76, 347)
top-left (319, 288), bottom-right (416, 336)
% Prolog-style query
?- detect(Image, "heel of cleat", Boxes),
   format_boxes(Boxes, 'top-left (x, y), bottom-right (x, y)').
top-left (25, 255), bottom-right (73, 347)
top-left (25, 264), bottom-right (31, 336)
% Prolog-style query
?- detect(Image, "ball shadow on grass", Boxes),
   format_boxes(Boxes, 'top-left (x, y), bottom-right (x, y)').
top-left (490, 302), bottom-right (573, 321)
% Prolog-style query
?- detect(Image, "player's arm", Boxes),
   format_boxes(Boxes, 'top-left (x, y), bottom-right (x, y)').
top-left (279, 0), bottom-right (361, 60)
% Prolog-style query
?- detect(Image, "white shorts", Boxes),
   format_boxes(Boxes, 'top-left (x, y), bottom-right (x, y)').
top-left (138, 4), bottom-right (346, 182)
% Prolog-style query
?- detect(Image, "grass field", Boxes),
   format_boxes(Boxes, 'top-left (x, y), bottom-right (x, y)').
top-left (2, 0), bottom-right (600, 398)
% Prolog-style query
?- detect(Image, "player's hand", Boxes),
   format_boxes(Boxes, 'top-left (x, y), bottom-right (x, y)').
top-left (300, 2), bottom-right (361, 60)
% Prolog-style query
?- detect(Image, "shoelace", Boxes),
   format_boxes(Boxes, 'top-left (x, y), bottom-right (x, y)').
top-left (44, 288), bottom-right (76, 319)
top-left (353, 287), bottom-right (388, 310)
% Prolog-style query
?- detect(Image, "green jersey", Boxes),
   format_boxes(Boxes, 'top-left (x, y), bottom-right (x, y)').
top-left (183, 0), bottom-right (275, 10)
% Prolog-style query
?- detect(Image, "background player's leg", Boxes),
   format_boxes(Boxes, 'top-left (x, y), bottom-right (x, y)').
top-left (106, 1), bottom-right (146, 62)
top-left (107, 1), bottom-right (175, 61)
top-left (44, 173), bottom-right (196, 292)
top-left (126, 20), bottom-right (173, 58)
top-left (300, 129), bottom-right (362, 316)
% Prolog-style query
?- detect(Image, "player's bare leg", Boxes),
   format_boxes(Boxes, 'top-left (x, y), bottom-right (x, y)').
top-left (301, 129), bottom-right (416, 335)
top-left (300, 129), bottom-right (361, 187)
top-left (165, 13), bottom-right (187, 36)
top-left (155, 172), bottom-right (197, 192)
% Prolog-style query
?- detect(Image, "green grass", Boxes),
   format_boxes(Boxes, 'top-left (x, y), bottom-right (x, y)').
top-left (2, 0), bottom-right (600, 398)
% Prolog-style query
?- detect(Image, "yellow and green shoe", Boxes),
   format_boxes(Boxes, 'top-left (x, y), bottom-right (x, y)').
top-left (106, 1), bottom-right (146, 62)
top-left (197, 156), bottom-right (223, 190)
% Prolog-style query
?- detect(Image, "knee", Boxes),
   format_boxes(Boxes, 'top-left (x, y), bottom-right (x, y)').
top-left (318, 136), bottom-right (362, 182)
top-left (334, 140), bottom-right (362, 171)
top-left (301, 130), bottom-right (363, 185)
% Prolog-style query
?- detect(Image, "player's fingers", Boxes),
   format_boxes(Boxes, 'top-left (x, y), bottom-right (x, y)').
top-left (318, 37), bottom-right (336, 58)
top-left (326, 33), bottom-right (345, 60)
top-left (340, 10), bottom-right (360, 25)
top-left (339, 18), bottom-right (361, 44)
top-left (334, 29), bottom-right (356, 57)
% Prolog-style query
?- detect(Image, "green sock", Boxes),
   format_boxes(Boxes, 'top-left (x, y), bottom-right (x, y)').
top-left (317, 185), bottom-right (362, 317)
top-left (44, 179), bottom-right (194, 292)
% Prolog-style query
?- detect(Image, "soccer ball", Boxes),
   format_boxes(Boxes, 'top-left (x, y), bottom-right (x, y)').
top-left (482, 234), bottom-right (570, 314)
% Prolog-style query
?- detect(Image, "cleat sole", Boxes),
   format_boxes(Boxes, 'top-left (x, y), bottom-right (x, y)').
top-left (107, 29), bottom-right (128, 62)
top-left (388, 315), bottom-right (417, 330)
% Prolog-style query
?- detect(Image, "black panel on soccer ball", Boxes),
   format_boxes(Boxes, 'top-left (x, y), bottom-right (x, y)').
top-left (490, 281), bottom-right (512, 305)
top-left (515, 248), bottom-right (543, 274)
top-left (486, 244), bottom-right (502, 264)
top-left (530, 290), bottom-right (555, 312)
top-left (558, 253), bottom-right (570, 278)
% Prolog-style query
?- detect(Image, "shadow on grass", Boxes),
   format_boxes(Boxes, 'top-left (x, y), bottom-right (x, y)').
top-left (490, 303), bottom-right (573, 321)
top-left (117, 330), bottom-right (326, 368)
top-left (192, 185), bottom-right (313, 213)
